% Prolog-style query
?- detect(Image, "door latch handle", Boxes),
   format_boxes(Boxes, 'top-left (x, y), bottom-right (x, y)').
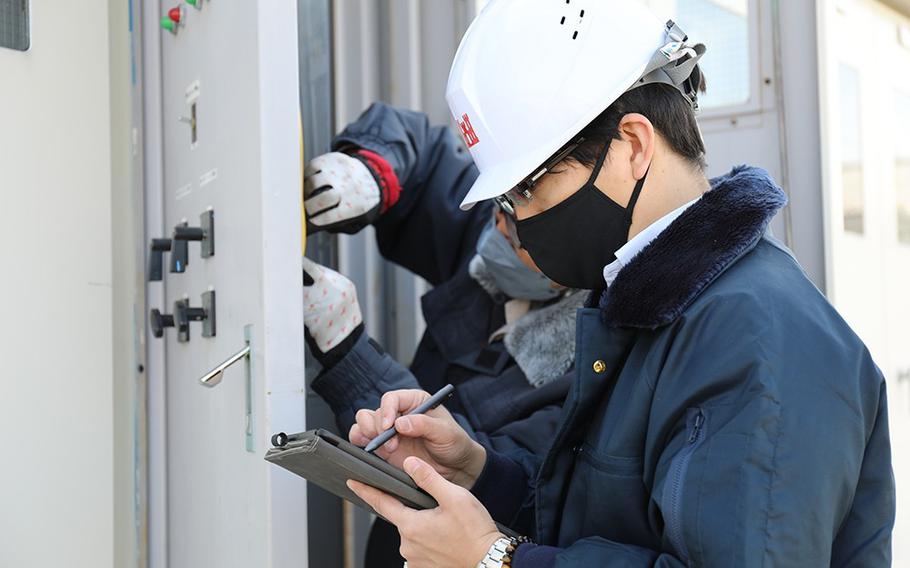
top-left (149, 308), bottom-right (176, 338)
top-left (148, 238), bottom-right (172, 281)
top-left (174, 290), bottom-right (216, 342)
top-left (198, 325), bottom-right (256, 452)
top-left (170, 210), bottom-right (215, 273)
top-left (199, 344), bottom-right (250, 387)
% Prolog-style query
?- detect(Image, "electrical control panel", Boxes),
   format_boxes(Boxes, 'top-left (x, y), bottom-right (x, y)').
top-left (143, 2), bottom-right (305, 566)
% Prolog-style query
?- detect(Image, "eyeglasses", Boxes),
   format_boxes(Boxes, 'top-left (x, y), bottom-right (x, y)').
top-left (493, 137), bottom-right (584, 248)
top-left (494, 137), bottom-right (585, 218)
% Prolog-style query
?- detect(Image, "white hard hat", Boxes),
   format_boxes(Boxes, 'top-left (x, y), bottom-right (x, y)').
top-left (447, 0), bottom-right (705, 210)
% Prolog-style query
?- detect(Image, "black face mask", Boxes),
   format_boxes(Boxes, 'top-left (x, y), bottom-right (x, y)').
top-left (515, 144), bottom-right (649, 290)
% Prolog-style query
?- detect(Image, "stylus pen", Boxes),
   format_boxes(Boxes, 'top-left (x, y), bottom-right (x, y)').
top-left (364, 383), bottom-right (456, 453)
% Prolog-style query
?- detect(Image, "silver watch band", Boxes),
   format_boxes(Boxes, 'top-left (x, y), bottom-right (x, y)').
top-left (477, 536), bottom-right (517, 568)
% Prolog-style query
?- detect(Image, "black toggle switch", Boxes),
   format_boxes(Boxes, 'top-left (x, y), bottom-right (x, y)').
top-left (149, 238), bottom-right (172, 282)
top-left (170, 210), bottom-right (215, 273)
top-left (174, 290), bottom-right (216, 343)
top-left (150, 308), bottom-right (175, 338)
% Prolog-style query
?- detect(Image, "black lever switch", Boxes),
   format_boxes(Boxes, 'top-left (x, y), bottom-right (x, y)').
top-left (174, 290), bottom-right (216, 343)
top-left (150, 308), bottom-right (175, 338)
top-left (149, 238), bottom-right (172, 282)
top-left (170, 210), bottom-right (214, 273)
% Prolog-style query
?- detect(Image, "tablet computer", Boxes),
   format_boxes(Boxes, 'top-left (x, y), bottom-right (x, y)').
top-left (265, 428), bottom-right (437, 511)
top-left (265, 428), bottom-right (519, 538)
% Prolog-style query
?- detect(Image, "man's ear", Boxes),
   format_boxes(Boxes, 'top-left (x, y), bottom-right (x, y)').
top-left (618, 113), bottom-right (655, 180)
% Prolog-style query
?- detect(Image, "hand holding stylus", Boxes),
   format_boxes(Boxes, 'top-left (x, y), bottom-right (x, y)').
top-left (349, 387), bottom-right (487, 490)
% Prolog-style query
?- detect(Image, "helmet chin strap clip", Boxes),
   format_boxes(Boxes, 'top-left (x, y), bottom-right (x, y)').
top-left (665, 20), bottom-right (688, 43)
top-left (659, 20), bottom-right (691, 60)
top-left (630, 20), bottom-right (706, 112)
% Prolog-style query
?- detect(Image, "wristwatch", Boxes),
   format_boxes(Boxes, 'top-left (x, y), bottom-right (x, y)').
top-left (477, 536), bottom-right (522, 568)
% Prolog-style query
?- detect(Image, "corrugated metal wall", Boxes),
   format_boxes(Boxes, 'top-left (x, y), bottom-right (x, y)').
top-left (302, 2), bottom-right (478, 565)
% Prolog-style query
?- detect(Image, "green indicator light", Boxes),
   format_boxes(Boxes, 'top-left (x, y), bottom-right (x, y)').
top-left (160, 17), bottom-right (176, 33)
top-left (186, 0), bottom-right (198, 5)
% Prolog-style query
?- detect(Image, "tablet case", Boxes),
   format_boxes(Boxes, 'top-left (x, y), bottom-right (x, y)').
top-left (265, 428), bottom-right (437, 511)
top-left (265, 428), bottom-right (520, 539)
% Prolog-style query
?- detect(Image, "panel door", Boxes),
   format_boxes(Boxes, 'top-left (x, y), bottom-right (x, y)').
top-left (151, 1), bottom-right (307, 566)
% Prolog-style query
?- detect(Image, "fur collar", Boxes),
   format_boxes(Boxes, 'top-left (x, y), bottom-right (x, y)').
top-left (595, 165), bottom-right (788, 329)
top-left (503, 289), bottom-right (588, 387)
top-left (469, 254), bottom-right (585, 386)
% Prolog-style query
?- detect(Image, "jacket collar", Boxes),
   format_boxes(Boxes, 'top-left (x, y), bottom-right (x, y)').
top-left (593, 165), bottom-right (788, 329)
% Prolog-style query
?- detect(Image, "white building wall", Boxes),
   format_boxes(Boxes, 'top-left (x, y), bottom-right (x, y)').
top-left (819, 0), bottom-right (910, 560)
top-left (0, 1), bottom-right (136, 567)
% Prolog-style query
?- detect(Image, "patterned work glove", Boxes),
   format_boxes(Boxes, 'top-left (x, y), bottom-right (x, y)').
top-left (303, 257), bottom-right (364, 368)
top-left (303, 150), bottom-right (401, 234)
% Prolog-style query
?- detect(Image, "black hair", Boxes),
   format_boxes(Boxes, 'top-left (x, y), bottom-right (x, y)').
top-left (567, 70), bottom-right (708, 171)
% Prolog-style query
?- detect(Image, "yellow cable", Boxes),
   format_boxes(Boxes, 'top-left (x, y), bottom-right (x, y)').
top-left (299, 112), bottom-right (307, 254)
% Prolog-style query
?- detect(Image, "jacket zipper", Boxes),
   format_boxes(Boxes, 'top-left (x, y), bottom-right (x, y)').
top-left (665, 409), bottom-right (705, 561)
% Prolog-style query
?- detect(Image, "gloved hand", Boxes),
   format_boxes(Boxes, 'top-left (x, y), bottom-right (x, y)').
top-left (303, 257), bottom-right (364, 368)
top-left (304, 152), bottom-right (383, 234)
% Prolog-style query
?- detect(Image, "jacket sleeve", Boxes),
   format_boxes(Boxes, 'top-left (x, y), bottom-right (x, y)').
top-left (332, 102), bottom-right (491, 286)
top-left (310, 332), bottom-right (422, 435)
top-left (509, 297), bottom-right (894, 567)
top-left (312, 332), bottom-right (555, 505)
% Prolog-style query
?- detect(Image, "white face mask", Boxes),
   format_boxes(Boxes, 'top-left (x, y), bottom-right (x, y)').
top-left (475, 219), bottom-right (560, 301)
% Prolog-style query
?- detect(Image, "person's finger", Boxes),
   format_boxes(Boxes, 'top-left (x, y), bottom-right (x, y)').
top-left (393, 413), bottom-right (456, 446)
top-left (381, 435), bottom-right (399, 454)
top-left (354, 408), bottom-right (381, 440)
top-left (304, 170), bottom-right (335, 197)
top-left (347, 479), bottom-right (408, 525)
top-left (301, 257), bottom-right (322, 283)
top-left (304, 181), bottom-right (340, 217)
top-left (403, 456), bottom-right (460, 506)
top-left (303, 168), bottom-right (333, 199)
top-left (301, 256), bottom-right (318, 271)
top-left (349, 422), bottom-right (392, 461)
top-left (303, 161), bottom-right (322, 179)
top-left (348, 422), bottom-right (370, 447)
top-left (378, 390), bottom-right (430, 431)
top-left (309, 201), bottom-right (363, 227)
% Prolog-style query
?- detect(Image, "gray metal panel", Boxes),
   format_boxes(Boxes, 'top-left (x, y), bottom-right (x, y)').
top-left (145, 1), bottom-right (306, 566)
top-left (112, 0), bottom-right (144, 565)
top-left (141, 1), bottom-right (170, 566)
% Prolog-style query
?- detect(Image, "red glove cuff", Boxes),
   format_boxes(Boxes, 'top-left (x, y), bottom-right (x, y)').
top-left (355, 149), bottom-right (402, 214)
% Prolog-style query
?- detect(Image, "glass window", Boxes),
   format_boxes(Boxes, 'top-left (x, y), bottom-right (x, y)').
top-left (839, 64), bottom-right (865, 234)
top-left (471, 1), bottom-right (752, 110)
top-left (896, 92), bottom-right (910, 244)
top-left (0, 0), bottom-right (29, 52)
top-left (643, 0), bottom-right (751, 110)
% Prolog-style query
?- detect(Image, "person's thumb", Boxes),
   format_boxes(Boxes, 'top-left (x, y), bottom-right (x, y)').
top-left (403, 456), bottom-right (457, 504)
top-left (301, 257), bottom-right (322, 285)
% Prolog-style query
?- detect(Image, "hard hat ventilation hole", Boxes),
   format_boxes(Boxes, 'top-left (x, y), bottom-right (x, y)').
top-left (560, 0), bottom-right (584, 38)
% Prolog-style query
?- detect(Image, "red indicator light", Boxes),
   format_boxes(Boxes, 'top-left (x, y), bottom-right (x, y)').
top-left (168, 6), bottom-right (182, 24)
